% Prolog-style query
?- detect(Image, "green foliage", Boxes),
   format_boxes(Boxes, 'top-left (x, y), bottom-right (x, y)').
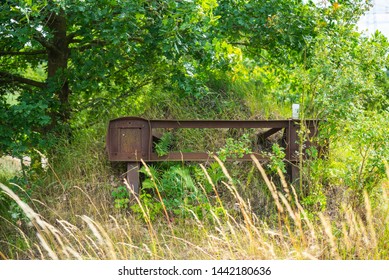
top-left (1, 0), bottom-right (388, 237)
top-left (264, 144), bottom-right (287, 174)
top-left (130, 193), bottom-right (162, 222)
top-left (154, 132), bottom-right (173, 157)
top-left (303, 31), bottom-right (389, 120)
top-left (1, 0), bottom-right (380, 161)
top-left (111, 185), bottom-right (130, 210)
top-left (0, 180), bottom-right (31, 224)
top-left (217, 133), bottom-right (252, 161)
top-left (0, 0), bottom-right (223, 154)
top-left (134, 164), bottom-right (214, 220)
top-left (198, 162), bottom-right (225, 192)
top-left (325, 112), bottom-right (389, 197)
top-left (0, 89), bottom-right (55, 156)
top-left (301, 188), bottom-right (327, 213)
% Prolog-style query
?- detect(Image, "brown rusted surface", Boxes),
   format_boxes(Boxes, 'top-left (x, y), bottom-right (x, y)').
top-left (257, 127), bottom-right (283, 140)
top-left (107, 117), bottom-right (321, 162)
top-left (107, 117), bottom-right (151, 161)
top-left (107, 117), bottom-right (324, 192)
top-left (149, 152), bottom-right (266, 162)
top-left (126, 163), bottom-right (140, 196)
top-left (149, 119), bottom-right (290, 129)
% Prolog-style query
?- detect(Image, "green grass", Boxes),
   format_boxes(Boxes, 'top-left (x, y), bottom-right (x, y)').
top-left (0, 157), bottom-right (388, 260)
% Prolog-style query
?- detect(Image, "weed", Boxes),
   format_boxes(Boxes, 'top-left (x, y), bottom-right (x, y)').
top-left (217, 133), bottom-right (252, 161)
top-left (154, 132), bottom-right (173, 157)
top-left (111, 185), bottom-right (130, 210)
top-left (1, 161), bottom-right (389, 260)
top-left (264, 143), bottom-right (287, 174)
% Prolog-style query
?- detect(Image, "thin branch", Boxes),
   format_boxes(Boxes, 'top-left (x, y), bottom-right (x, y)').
top-left (0, 50), bottom-right (47, 56)
top-left (70, 36), bottom-right (144, 48)
top-left (128, 37), bottom-right (144, 44)
top-left (66, 32), bottom-right (78, 42)
top-left (33, 34), bottom-right (61, 54)
top-left (0, 71), bottom-right (46, 88)
top-left (228, 41), bottom-right (251, 46)
top-left (69, 39), bottom-right (83, 44)
top-left (70, 40), bottom-right (107, 52)
top-left (118, 78), bottom-right (152, 99)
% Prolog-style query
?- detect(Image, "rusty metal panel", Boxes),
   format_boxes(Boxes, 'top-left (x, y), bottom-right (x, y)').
top-left (120, 128), bottom-right (142, 156)
top-left (107, 117), bottom-right (151, 161)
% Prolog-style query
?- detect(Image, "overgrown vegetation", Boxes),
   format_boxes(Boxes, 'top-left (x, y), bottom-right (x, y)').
top-left (1, 159), bottom-right (389, 260)
top-left (1, 0), bottom-right (389, 260)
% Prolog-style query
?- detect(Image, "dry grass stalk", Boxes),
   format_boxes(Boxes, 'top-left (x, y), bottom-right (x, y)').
top-left (213, 156), bottom-right (257, 243)
top-left (199, 164), bottom-right (225, 211)
top-left (140, 159), bottom-right (173, 232)
top-left (363, 191), bottom-right (377, 250)
top-left (1, 159), bottom-right (389, 260)
top-left (318, 212), bottom-right (340, 259)
top-left (81, 215), bottom-right (117, 259)
top-left (250, 154), bottom-right (284, 213)
top-left (123, 179), bottom-right (159, 248)
top-left (36, 233), bottom-right (58, 260)
top-left (0, 250), bottom-right (8, 260)
top-left (277, 167), bottom-right (291, 201)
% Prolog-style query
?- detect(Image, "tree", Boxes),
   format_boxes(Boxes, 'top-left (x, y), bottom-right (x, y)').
top-left (1, 0), bottom-right (380, 158)
top-left (0, 0), bottom-right (217, 154)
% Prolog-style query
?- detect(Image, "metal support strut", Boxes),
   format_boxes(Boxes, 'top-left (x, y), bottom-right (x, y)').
top-left (126, 163), bottom-right (140, 196)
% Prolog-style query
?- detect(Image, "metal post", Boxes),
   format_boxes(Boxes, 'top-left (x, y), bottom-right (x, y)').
top-left (126, 162), bottom-right (140, 196)
top-left (286, 120), bottom-right (300, 183)
top-left (290, 163), bottom-right (300, 183)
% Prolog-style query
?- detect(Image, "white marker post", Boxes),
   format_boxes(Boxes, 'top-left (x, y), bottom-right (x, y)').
top-left (292, 104), bottom-right (300, 119)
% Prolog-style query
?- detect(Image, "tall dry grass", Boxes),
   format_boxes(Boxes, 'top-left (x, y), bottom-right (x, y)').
top-left (0, 157), bottom-right (388, 260)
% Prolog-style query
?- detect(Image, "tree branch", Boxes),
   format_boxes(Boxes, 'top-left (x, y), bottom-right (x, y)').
top-left (228, 41), bottom-right (251, 46)
top-left (0, 50), bottom-right (47, 56)
top-left (33, 34), bottom-right (61, 54)
top-left (0, 71), bottom-right (46, 88)
top-left (128, 37), bottom-right (144, 44)
top-left (69, 37), bottom-right (144, 50)
top-left (70, 40), bottom-right (107, 52)
top-left (66, 32), bottom-right (78, 42)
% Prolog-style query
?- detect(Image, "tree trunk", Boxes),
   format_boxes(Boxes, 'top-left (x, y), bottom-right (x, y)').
top-left (47, 9), bottom-right (71, 123)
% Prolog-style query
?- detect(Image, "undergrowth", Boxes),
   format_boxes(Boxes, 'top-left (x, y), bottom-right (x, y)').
top-left (0, 157), bottom-right (388, 260)
top-left (1, 79), bottom-right (388, 260)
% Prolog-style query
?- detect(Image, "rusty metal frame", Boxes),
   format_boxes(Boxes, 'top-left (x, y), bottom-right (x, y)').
top-left (106, 117), bottom-right (321, 195)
